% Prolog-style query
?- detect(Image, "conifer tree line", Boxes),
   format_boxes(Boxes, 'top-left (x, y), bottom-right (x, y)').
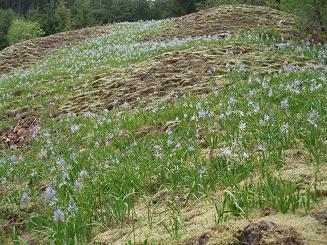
top-left (0, 0), bottom-right (326, 50)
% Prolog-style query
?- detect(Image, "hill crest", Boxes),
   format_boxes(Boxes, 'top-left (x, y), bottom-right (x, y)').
top-left (0, 5), bottom-right (295, 76)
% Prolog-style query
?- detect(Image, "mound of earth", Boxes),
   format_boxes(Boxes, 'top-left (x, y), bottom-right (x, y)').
top-left (313, 210), bottom-right (327, 229)
top-left (235, 220), bottom-right (303, 245)
top-left (3, 43), bottom-right (321, 122)
top-left (0, 5), bottom-right (295, 76)
top-left (55, 43), bottom-right (322, 117)
top-left (0, 26), bottom-right (113, 75)
top-left (155, 5), bottom-right (295, 40)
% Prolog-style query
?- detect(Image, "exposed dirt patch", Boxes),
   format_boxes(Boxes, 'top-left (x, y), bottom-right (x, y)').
top-left (0, 26), bottom-right (113, 75)
top-left (55, 44), bottom-right (322, 118)
top-left (0, 201), bottom-right (39, 244)
top-left (313, 210), bottom-right (327, 229)
top-left (279, 144), bottom-right (327, 194)
top-left (0, 207), bottom-right (25, 233)
top-left (182, 233), bottom-right (210, 245)
top-left (0, 105), bottom-right (43, 123)
top-left (280, 148), bottom-right (314, 183)
top-left (154, 5), bottom-right (295, 40)
top-left (235, 220), bottom-right (303, 245)
top-left (0, 116), bottom-right (40, 148)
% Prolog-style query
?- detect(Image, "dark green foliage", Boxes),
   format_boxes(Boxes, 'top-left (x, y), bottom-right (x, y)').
top-left (53, 0), bottom-right (71, 32)
top-left (132, 0), bottom-right (152, 20)
top-left (108, 0), bottom-right (135, 23)
top-left (26, 8), bottom-right (53, 35)
top-left (151, 0), bottom-right (185, 18)
top-left (0, 8), bottom-right (18, 49)
top-left (72, 0), bottom-right (96, 28)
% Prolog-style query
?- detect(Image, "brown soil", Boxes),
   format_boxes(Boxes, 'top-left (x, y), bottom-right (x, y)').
top-left (235, 220), bottom-right (304, 245)
top-left (55, 44), bottom-right (322, 118)
top-left (0, 26), bottom-right (113, 75)
top-left (313, 210), bottom-right (327, 229)
top-left (0, 116), bottom-right (40, 148)
top-left (182, 234), bottom-right (210, 245)
top-left (0, 204), bottom-right (27, 234)
top-left (154, 5), bottom-right (295, 40)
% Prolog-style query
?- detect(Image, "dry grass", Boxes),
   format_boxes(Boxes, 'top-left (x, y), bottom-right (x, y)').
top-left (0, 26), bottom-right (114, 75)
top-left (94, 196), bottom-right (327, 244)
top-left (93, 141), bottom-right (327, 244)
top-left (153, 5), bottom-right (296, 40)
top-left (55, 44), bottom-right (323, 118)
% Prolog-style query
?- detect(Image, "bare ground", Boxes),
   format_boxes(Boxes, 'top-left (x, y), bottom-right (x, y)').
top-left (0, 116), bottom-right (40, 148)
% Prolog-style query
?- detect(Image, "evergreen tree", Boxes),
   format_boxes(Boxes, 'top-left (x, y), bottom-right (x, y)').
top-left (133, 0), bottom-right (151, 20)
top-left (72, 0), bottom-right (95, 28)
top-left (281, 0), bottom-right (327, 32)
top-left (176, 0), bottom-right (197, 14)
top-left (0, 8), bottom-right (18, 49)
top-left (109, 0), bottom-right (134, 22)
top-left (53, 0), bottom-right (71, 32)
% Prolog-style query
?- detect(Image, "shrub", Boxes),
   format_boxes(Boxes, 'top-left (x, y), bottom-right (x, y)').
top-left (7, 19), bottom-right (45, 45)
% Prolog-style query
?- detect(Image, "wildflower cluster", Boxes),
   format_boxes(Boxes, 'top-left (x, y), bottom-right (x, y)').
top-left (0, 18), bottom-right (326, 244)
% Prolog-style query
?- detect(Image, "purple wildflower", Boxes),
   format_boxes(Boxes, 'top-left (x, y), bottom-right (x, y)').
top-left (198, 166), bottom-right (207, 175)
top-left (54, 208), bottom-right (65, 223)
top-left (280, 99), bottom-right (289, 109)
top-left (44, 186), bottom-right (57, 204)
top-left (21, 192), bottom-right (30, 205)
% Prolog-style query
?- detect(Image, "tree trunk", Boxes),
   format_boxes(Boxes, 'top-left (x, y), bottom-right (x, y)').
top-left (18, 0), bottom-right (22, 14)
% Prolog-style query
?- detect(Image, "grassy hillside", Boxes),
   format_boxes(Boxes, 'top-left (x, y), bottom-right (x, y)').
top-left (0, 5), bottom-right (326, 244)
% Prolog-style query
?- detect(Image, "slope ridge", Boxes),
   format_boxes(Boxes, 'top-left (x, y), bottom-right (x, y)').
top-left (155, 5), bottom-right (295, 40)
top-left (56, 44), bottom-right (323, 118)
top-left (0, 5), bottom-right (295, 76)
